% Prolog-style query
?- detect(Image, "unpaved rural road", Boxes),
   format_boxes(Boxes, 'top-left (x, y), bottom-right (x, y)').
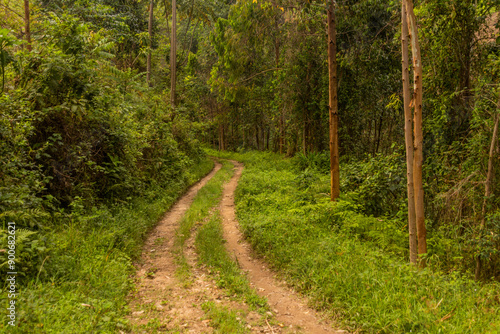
top-left (127, 160), bottom-right (347, 333)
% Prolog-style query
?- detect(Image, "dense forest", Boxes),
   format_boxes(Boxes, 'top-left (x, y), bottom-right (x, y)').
top-left (1, 0), bottom-right (500, 332)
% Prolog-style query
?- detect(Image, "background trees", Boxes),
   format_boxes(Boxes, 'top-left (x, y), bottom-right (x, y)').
top-left (1, 0), bottom-right (499, 286)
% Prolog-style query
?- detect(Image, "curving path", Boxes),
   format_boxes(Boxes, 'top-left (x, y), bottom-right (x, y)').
top-left (220, 160), bottom-right (347, 334)
top-left (127, 162), bottom-right (222, 333)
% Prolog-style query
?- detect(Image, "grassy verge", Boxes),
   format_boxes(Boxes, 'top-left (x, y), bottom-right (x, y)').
top-left (201, 301), bottom-right (249, 334)
top-left (0, 157), bottom-right (214, 333)
top-left (207, 149), bottom-right (500, 334)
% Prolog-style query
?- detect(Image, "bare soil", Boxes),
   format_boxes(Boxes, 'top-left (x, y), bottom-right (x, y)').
top-left (220, 161), bottom-right (347, 334)
top-left (127, 163), bottom-right (222, 333)
top-left (127, 160), bottom-right (348, 333)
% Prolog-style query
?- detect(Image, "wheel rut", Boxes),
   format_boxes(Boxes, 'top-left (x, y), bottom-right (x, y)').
top-left (128, 159), bottom-right (347, 333)
top-left (127, 162), bottom-right (222, 333)
top-left (220, 160), bottom-right (347, 334)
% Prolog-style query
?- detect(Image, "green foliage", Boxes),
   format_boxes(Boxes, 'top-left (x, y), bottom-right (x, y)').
top-left (0, 228), bottom-right (48, 278)
top-left (0, 12), bottom-right (205, 210)
top-left (341, 150), bottom-right (406, 217)
top-left (0, 29), bottom-right (18, 93)
top-left (0, 7), bottom-right (215, 332)
top-left (212, 151), bottom-right (500, 333)
top-left (292, 151), bottom-right (330, 174)
top-left (0, 157), bottom-right (214, 333)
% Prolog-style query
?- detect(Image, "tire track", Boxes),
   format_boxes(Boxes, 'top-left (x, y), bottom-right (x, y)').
top-left (127, 162), bottom-right (221, 333)
top-left (219, 160), bottom-right (347, 334)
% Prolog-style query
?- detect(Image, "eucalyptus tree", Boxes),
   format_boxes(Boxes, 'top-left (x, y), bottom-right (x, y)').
top-left (404, 0), bottom-right (427, 266)
top-left (171, 0), bottom-right (176, 108)
top-left (401, 1), bottom-right (417, 265)
top-left (147, 0), bottom-right (154, 86)
top-left (327, 0), bottom-right (339, 200)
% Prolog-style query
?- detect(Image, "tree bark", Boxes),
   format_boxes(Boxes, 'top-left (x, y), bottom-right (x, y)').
top-left (406, 0), bottom-right (427, 265)
top-left (24, 0), bottom-right (31, 51)
top-left (328, 0), bottom-right (339, 201)
top-left (279, 109), bottom-right (284, 154)
top-left (147, 0), bottom-right (154, 87)
top-left (402, 1), bottom-right (418, 265)
top-left (476, 98), bottom-right (500, 280)
top-left (170, 0), bottom-right (177, 109)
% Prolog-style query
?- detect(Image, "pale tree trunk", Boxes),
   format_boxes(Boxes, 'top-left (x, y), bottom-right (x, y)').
top-left (476, 99), bottom-right (500, 280)
top-left (147, 0), bottom-right (154, 87)
top-left (328, 0), bottom-right (339, 201)
top-left (402, 1), bottom-right (418, 265)
top-left (406, 0), bottom-right (426, 265)
top-left (24, 0), bottom-right (31, 51)
top-left (170, 0), bottom-right (177, 109)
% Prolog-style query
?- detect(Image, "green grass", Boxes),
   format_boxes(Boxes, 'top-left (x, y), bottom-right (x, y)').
top-left (202, 301), bottom-right (249, 333)
top-left (0, 157), bottom-right (214, 333)
top-left (208, 149), bottom-right (500, 334)
top-left (195, 212), bottom-right (268, 311)
top-left (173, 160), bottom-right (234, 281)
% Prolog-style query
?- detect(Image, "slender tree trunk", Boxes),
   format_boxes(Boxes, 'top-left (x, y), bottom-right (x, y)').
top-left (219, 122), bottom-right (225, 151)
top-left (476, 100), bottom-right (500, 280)
top-left (266, 127), bottom-right (270, 150)
top-left (279, 109), bottom-right (284, 154)
top-left (303, 111), bottom-right (307, 154)
top-left (375, 114), bottom-right (383, 154)
top-left (406, 0), bottom-right (427, 265)
top-left (147, 0), bottom-right (154, 87)
top-left (256, 125), bottom-right (260, 150)
top-left (24, 0), bottom-right (31, 51)
top-left (402, 1), bottom-right (418, 265)
top-left (170, 0), bottom-right (177, 109)
top-left (328, 0), bottom-right (339, 201)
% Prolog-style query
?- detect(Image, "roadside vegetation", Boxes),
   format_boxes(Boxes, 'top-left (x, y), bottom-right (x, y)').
top-left (0, 12), bottom-right (213, 333)
top-left (0, 157), bottom-right (212, 333)
top-left (210, 149), bottom-right (500, 333)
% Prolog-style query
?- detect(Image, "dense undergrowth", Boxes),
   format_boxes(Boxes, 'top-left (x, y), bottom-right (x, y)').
top-left (209, 149), bottom-right (500, 333)
top-left (0, 158), bottom-right (213, 333)
top-left (0, 13), bottom-right (214, 332)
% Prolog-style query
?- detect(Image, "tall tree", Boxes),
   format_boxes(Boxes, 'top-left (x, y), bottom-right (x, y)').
top-left (24, 0), bottom-right (31, 51)
top-left (328, 0), bottom-right (339, 201)
top-left (405, 0), bottom-right (427, 264)
top-left (170, 0), bottom-right (177, 109)
top-left (147, 0), bottom-right (154, 87)
top-left (476, 95), bottom-right (500, 280)
top-left (402, 1), bottom-right (417, 265)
